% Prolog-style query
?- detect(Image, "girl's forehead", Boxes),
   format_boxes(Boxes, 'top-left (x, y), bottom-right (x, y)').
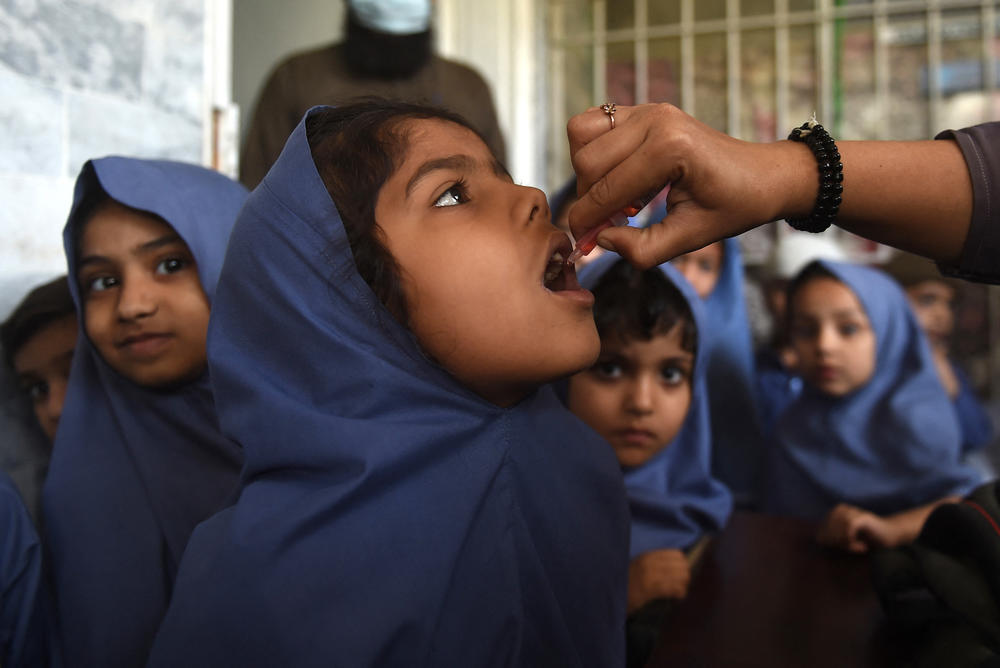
top-left (795, 277), bottom-right (865, 314)
top-left (80, 202), bottom-right (180, 252)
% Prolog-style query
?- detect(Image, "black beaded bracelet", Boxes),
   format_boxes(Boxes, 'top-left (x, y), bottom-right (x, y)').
top-left (785, 115), bottom-right (843, 233)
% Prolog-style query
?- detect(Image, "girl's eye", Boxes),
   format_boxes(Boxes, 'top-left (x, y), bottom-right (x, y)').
top-left (156, 257), bottom-right (188, 275)
top-left (660, 366), bottom-right (686, 385)
top-left (434, 183), bottom-right (468, 208)
top-left (86, 275), bottom-right (118, 293)
top-left (592, 361), bottom-right (623, 379)
top-left (24, 381), bottom-right (49, 403)
top-left (790, 323), bottom-right (817, 340)
top-left (839, 323), bottom-right (860, 337)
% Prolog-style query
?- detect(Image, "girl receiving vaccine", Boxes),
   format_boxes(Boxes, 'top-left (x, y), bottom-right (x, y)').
top-left (44, 157), bottom-right (247, 666)
top-left (148, 101), bottom-right (628, 666)
top-left (766, 260), bottom-right (984, 552)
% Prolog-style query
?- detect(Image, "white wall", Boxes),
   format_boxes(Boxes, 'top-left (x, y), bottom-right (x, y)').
top-left (0, 0), bottom-right (212, 280)
top-left (232, 0), bottom-right (345, 147)
top-left (435, 0), bottom-right (548, 190)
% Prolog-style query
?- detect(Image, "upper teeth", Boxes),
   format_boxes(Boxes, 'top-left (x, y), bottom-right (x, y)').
top-left (544, 251), bottom-right (565, 284)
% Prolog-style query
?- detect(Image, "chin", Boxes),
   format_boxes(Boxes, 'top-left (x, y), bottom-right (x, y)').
top-left (560, 321), bottom-right (601, 377)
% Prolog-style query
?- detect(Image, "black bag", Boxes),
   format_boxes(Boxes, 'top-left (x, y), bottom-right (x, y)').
top-left (872, 481), bottom-right (1000, 668)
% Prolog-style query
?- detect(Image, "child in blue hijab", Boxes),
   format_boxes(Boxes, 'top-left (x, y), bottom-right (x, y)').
top-left (43, 157), bottom-right (248, 667)
top-left (569, 255), bottom-right (731, 605)
top-left (766, 260), bottom-right (985, 553)
top-left (567, 255), bottom-right (732, 667)
top-left (147, 101), bottom-right (629, 666)
top-left (672, 238), bottom-right (765, 508)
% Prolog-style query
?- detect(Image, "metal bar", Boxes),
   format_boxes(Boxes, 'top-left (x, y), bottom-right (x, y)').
top-left (875, 0), bottom-right (890, 138)
top-left (776, 0), bottom-right (790, 140)
top-left (818, 0), bottom-right (835, 125)
top-left (681, 0), bottom-right (695, 115)
top-left (927, 0), bottom-right (943, 137)
top-left (594, 0), bottom-right (607, 105)
top-left (727, 0), bottom-right (741, 136)
top-left (635, 0), bottom-right (649, 104)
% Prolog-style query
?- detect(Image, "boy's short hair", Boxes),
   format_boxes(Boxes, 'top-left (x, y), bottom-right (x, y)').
top-left (306, 98), bottom-right (489, 326)
top-left (1, 276), bottom-right (76, 367)
top-left (591, 259), bottom-right (697, 355)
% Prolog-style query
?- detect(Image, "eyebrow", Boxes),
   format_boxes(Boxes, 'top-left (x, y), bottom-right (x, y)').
top-left (78, 234), bottom-right (184, 270)
top-left (404, 154), bottom-right (511, 198)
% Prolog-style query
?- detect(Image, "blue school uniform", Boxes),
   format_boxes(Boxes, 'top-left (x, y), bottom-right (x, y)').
top-left (697, 237), bottom-right (765, 508)
top-left (147, 108), bottom-right (629, 667)
top-left (952, 361), bottom-right (994, 454)
top-left (579, 255), bottom-right (733, 557)
top-left (764, 261), bottom-right (984, 519)
top-left (754, 347), bottom-right (803, 439)
top-left (0, 469), bottom-right (50, 667)
top-left (43, 158), bottom-right (247, 667)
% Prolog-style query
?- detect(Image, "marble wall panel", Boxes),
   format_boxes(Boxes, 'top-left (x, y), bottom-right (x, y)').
top-left (143, 0), bottom-right (204, 121)
top-left (0, 174), bottom-right (74, 275)
top-left (0, 0), bottom-right (144, 98)
top-left (0, 70), bottom-right (63, 176)
top-left (66, 91), bottom-right (201, 177)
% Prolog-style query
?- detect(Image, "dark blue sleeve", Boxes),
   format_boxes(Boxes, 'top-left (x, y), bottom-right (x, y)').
top-left (0, 474), bottom-right (52, 667)
top-left (951, 362), bottom-right (994, 454)
top-left (936, 122), bottom-right (1000, 284)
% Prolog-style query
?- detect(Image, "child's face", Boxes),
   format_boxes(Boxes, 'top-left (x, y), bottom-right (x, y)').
top-left (567, 326), bottom-right (693, 469)
top-left (904, 280), bottom-right (954, 347)
top-left (374, 119), bottom-right (599, 406)
top-left (77, 202), bottom-right (210, 388)
top-left (789, 277), bottom-right (876, 397)
top-left (13, 314), bottom-right (77, 442)
top-left (670, 242), bottom-right (723, 299)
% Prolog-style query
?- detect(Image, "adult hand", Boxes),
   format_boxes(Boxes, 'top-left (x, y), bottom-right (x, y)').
top-left (566, 103), bottom-right (816, 268)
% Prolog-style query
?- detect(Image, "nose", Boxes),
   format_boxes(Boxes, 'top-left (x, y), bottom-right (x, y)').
top-left (520, 185), bottom-right (550, 227)
top-left (815, 323), bottom-right (837, 355)
top-left (625, 374), bottom-right (655, 415)
top-left (675, 260), bottom-right (698, 287)
top-left (116, 274), bottom-right (157, 321)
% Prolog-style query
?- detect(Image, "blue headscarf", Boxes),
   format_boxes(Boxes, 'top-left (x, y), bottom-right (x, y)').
top-left (696, 237), bottom-right (765, 507)
top-left (43, 157), bottom-right (247, 667)
top-left (579, 255), bottom-right (732, 558)
top-left (148, 107), bottom-right (629, 667)
top-left (764, 260), bottom-right (984, 519)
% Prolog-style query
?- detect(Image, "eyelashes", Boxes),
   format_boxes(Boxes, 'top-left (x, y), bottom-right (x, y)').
top-left (433, 178), bottom-right (470, 208)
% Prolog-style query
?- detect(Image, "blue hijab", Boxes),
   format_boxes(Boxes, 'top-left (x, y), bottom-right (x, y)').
top-left (148, 108), bottom-right (629, 667)
top-left (764, 261), bottom-right (984, 519)
top-left (579, 255), bottom-right (733, 558)
top-left (43, 157), bottom-right (247, 667)
top-left (697, 237), bottom-right (765, 507)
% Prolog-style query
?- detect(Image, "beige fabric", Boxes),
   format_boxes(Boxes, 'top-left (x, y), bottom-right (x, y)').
top-left (240, 43), bottom-right (507, 189)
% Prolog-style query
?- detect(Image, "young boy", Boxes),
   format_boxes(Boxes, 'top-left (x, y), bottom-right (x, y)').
top-left (568, 255), bottom-right (732, 666)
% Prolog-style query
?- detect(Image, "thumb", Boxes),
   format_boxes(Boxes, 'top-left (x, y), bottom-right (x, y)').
top-left (596, 209), bottom-right (717, 270)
